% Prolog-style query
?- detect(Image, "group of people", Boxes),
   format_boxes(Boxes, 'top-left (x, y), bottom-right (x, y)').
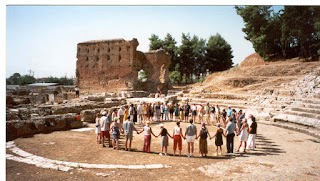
top-left (94, 102), bottom-right (258, 157)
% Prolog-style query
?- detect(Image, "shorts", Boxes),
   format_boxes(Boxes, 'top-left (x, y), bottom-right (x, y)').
top-left (112, 134), bottom-right (120, 140)
top-left (125, 134), bottom-right (133, 141)
top-left (76, 91), bottom-right (79, 96)
top-left (100, 131), bottom-right (110, 139)
top-left (184, 112), bottom-right (189, 117)
top-left (186, 135), bottom-right (196, 143)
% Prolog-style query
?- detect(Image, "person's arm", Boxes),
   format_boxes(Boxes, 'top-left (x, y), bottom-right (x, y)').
top-left (196, 130), bottom-right (201, 139)
top-left (210, 131), bottom-right (217, 139)
top-left (150, 127), bottom-right (157, 137)
top-left (157, 128), bottom-right (162, 137)
top-left (207, 129), bottom-right (211, 139)
top-left (181, 128), bottom-right (186, 139)
top-left (167, 131), bottom-right (173, 139)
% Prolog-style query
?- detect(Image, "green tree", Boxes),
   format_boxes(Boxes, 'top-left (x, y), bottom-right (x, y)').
top-left (178, 33), bottom-right (194, 83)
top-left (191, 35), bottom-right (206, 78)
top-left (162, 33), bottom-right (178, 71)
top-left (235, 6), bottom-right (281, 60)
top-left (6, 73), bottom-right (21, 85)
top-left (205, 33), bottom-right (234, 72)
top-left (281, 6), bottom-right (320, 58)
top-left (149, 34), bottom-right (163, 50)
top-left (19, 75), bottom-right (36, 85)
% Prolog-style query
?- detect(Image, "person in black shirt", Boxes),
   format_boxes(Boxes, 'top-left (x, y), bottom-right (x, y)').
top-left (157, 124), bottom-right (172, 155)
top-left (184, 102), bottom-right (191, 122)
top-left (246, 116), bottom-right (257, 150)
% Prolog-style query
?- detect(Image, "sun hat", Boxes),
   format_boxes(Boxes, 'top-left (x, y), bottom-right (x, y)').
top-left (114, 117), bottom-right (119, 121)
top-left (159, 123), bottom-right (164, 127)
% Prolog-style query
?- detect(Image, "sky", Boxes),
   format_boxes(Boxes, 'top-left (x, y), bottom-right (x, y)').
top-left (6, 5), bottom-right (260, 78)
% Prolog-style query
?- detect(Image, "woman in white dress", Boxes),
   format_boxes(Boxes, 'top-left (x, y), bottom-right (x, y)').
top-left (95, 113), bottom-right (102, 144)
top-left (236, 118), bottom-right (249, 152)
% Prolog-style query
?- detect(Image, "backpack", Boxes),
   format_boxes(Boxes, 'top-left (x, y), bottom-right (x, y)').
top-left (201, 128), bottom-right (208, 139)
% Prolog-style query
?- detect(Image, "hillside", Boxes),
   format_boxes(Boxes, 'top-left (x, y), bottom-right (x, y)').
top-left (192, 53), bottom-right (320, 98)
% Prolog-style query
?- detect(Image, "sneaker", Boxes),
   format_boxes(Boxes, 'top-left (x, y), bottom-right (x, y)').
top-left (159, 153), bottom-right (163, 156)
top-left (187, 154), bottom-right (190, 158)
top-left (164, 153), bottom-right (167, 156)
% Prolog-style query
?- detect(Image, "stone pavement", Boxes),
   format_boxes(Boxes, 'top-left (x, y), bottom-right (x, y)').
top-left (6, 141), bottom-right (171, 172)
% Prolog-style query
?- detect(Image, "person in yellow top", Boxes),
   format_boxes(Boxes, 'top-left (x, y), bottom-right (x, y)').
top-left (123, 105), bottom-right (129, 124)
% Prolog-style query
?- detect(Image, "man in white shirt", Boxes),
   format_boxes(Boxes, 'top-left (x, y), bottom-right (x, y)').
top-left (100, 111), bottom-right (112, 147)
top-left (117, 106), bottom-right (124, 124)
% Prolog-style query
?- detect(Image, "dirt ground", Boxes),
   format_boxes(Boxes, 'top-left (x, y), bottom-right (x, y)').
top-left (6, 120), bottom-right (320, 180)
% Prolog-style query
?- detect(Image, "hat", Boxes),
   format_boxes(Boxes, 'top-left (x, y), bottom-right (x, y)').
top-left (159, 123), bottom-right (164, 128)
top-left (114, 117), bottom-right (119, 121)
top-left (216, 123), bottom-right (221, 127)
top-left (102, 111), bottom-right (107, 116)
top-left (146, 121), bottom-right (150, 125)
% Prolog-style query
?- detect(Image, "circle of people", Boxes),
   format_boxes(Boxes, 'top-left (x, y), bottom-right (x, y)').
top-left (95, 102), bottom-right (257, 157)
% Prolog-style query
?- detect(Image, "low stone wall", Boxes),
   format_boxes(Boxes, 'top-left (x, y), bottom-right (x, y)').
top-left (6, 113), bottom-right (83, 141)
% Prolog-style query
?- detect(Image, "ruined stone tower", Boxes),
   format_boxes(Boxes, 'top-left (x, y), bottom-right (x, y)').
top-left (76, 38), bottom-right (171, 93)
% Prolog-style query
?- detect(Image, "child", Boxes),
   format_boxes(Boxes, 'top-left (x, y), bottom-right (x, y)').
top-left (95, 113), bottom-right (102, 144)
top-left (210, 123), bottom-right (226, 156)
top-left (157, 124), bottom-right (172, 155)
top-left (110, 117), bottom-right (121, 149)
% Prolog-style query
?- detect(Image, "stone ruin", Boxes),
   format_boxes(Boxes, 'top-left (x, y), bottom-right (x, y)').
top-left (76, 38), bottom-right (172, 94)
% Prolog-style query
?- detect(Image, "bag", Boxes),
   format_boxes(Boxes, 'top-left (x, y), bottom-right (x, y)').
top-left (201, 128), bottom-right (208, 139)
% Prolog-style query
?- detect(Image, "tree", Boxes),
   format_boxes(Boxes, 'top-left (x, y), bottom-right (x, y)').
top-left (236, 5), bottom-right (320, 60)
top-left (235, 6), bottom-right (281, 60)
top-left (177, 33), bottom-right (194, 83)
top-left (191, 35), bottom-right (206, 78)
top-left (6, 73), bottom-right (21, 85)
top-left (281, 6), bottom-right (320, 59)
top-left (162, 33), bottom-right (178, 71)
top-left (149, 34), bottom-right (163, 50)
top-left (205, 33), bottom-right (234, 72)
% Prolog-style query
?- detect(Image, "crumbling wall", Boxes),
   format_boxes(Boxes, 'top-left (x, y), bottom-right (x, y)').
top-left (76, 38), bottom-right (172, 94)
top-left (76, 39), bottom-right (139, 92)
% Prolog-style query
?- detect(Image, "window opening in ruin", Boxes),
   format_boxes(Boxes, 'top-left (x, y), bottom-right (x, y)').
top-left (108, 48), bottom-right (110, 52)
top-left (127, 46), bottom-right (130, 51)
top-left (138, 69), bottom-right (148, 82)
top-left (119, 55), bottom-right (121, 61)
top-left (87, 49), bottom-right (89, 53)
top-left (97, 48), bottom-right (100, 53)
top-left (86, 57), bottom-right (89, 61)
top-left (96, 56), bottom-right (99, 61)
top-left (119, 47), bottom-right (121, 51)
top-left (107, 55), bottom-right (110, 60)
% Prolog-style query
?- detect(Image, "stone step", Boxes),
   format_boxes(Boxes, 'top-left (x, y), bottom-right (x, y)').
top-left (284, 110), bottom-right (320, 120)
top-left (259, 120), bottom-right (320, 139)
top-left (291, 107), bottom-right (320, 115)
top-left (302, 103), bottom-right (320, 109)
top-left (196, 93), bottom-right (255, 100)
top-left (302, 99), bottom-right (320, 105)
top-left (189, 98), bottom-right (249, 105)
top-left (273, 113), bottom-right (320, 129)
